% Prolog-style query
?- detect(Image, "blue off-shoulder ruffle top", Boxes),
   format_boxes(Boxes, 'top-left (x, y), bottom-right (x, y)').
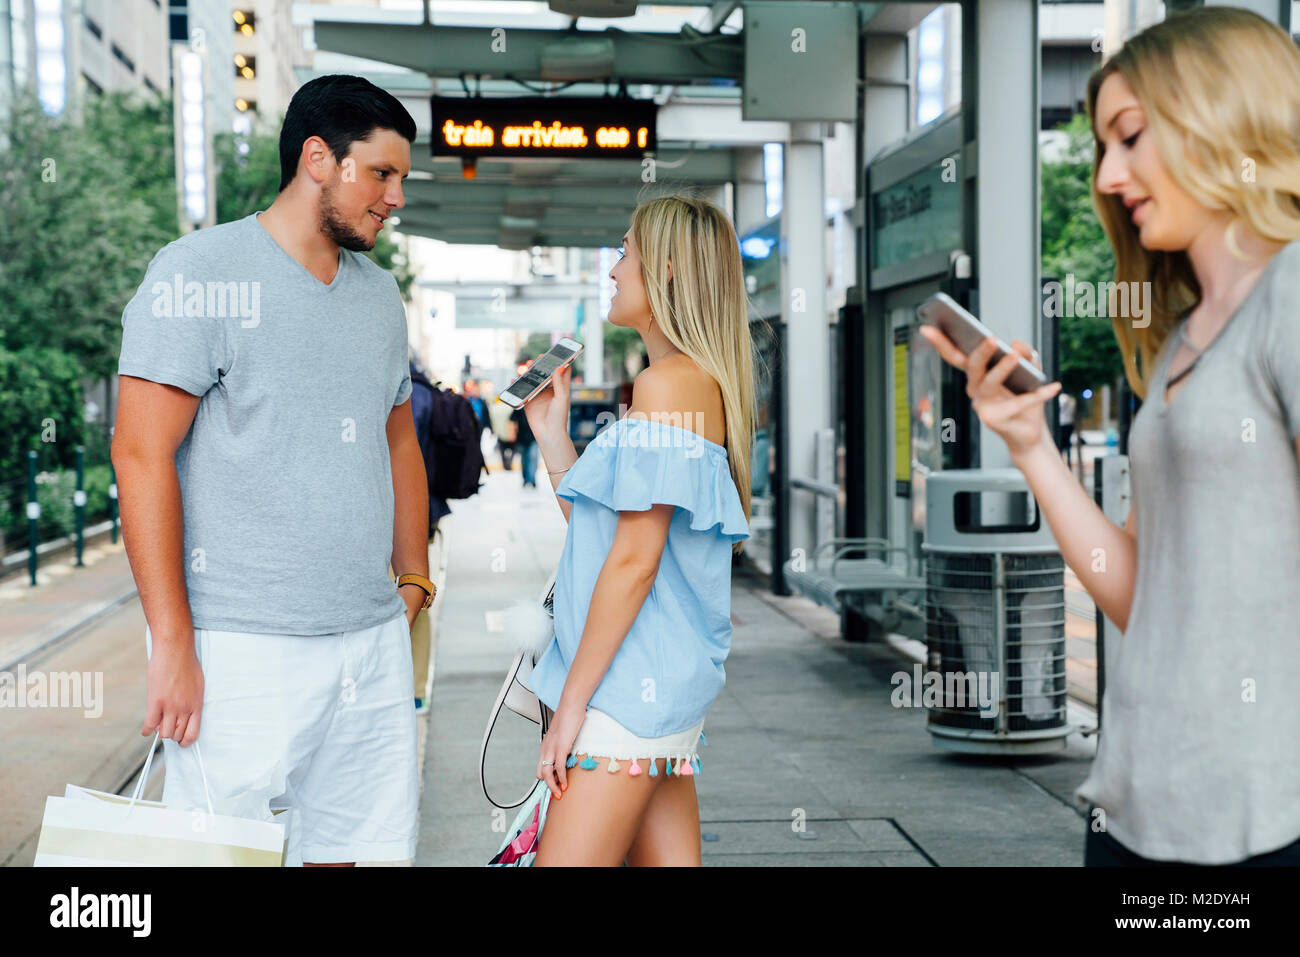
top-left (527, 416), bottom-right (750, 737)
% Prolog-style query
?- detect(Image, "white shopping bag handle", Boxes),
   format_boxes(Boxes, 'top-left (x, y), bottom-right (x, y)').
top-left (126, 731), bottom-right (215, 818)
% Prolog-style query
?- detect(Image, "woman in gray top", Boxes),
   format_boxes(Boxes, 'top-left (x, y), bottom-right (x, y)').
top-left (921, 7), bottom-right (1300, 866)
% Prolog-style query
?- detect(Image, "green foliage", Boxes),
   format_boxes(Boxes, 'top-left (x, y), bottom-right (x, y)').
top-left (602, 325), bottom-right (646, 380)
top-left (1041, 113), bottom-right (1125, 399)
top-left (0, 92), bottom-right (179, 380)
top-left (35, 469), bottom-right (77, 539)
top-left (0, 345), bottom-right (88, 487)
top-left (518, 333), bottom-right (554, 365)
top-left (83, 464), bottom-right (116, 522)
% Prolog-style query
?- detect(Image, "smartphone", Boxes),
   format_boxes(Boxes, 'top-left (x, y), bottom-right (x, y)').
top-left (497, 337), bottom-right (584, 409)
top-left (916, 292), bottom-right (1048, 394)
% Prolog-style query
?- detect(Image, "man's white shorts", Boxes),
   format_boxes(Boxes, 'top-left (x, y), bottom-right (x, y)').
top-left (145, 611), bottom-right (419, 865)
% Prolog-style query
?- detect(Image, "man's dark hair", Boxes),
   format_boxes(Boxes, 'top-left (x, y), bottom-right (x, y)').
top-left (278, 74), bottom-right (417, 191)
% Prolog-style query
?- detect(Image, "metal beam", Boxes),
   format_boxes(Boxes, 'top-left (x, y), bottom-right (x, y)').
top-left (395, 206), bottom-right (633, 234)
top-left (409, 142), bottom-right (736, 182)
top-left (402, 179), bottom-right (664, 208)
top-left (312, 21), bottom-right (744, 84)
top-left (394, 221), bottom-right (618, 249)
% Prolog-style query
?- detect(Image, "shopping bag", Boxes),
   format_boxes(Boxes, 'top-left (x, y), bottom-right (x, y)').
top-left (34, 732), bottom-right (290, 867)
top-left (487, 780), bottom-right (552, 867)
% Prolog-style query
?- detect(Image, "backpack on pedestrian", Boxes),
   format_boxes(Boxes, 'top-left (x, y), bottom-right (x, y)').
top-left (422, 376), bottom-right (485, 501)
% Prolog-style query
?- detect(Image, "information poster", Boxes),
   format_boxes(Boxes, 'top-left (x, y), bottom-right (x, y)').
top-left (894, 326), bottom-right (910, 498)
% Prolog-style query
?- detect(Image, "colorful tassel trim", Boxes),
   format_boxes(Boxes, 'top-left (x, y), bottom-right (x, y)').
top-left (568, 753), bottom-right (701, 777)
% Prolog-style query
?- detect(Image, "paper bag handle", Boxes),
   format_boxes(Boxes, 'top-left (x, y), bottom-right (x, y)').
top-left (127, 731), bottom-right (215, 818)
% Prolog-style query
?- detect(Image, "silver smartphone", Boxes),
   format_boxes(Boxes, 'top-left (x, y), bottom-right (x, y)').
top-left (916, 292), bottom-right (1048, 394)
top-left (497, 337), bottom-right (584, 409)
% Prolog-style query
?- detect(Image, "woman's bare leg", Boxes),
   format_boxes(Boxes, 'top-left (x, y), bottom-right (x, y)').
top-left (534, 756), bottom-right (663, 866)
top-left (624, 759), bottom-right (702, 867)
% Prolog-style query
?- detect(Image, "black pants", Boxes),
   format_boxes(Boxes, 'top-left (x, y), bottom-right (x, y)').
top-left (1058, 424), bottom-right (1075, 465)
top-left (1086, 825), bottom-right (1300, 866)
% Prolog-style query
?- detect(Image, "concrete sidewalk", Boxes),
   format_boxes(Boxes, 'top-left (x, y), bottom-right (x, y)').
top-left (415, 468), bottom-right (1098, 866)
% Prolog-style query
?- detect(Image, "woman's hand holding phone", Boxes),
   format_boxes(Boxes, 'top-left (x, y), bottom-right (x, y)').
top-left (522, 352), bottom-right (572, 448)
top-left (917, 326), bottom-right (1062, 462)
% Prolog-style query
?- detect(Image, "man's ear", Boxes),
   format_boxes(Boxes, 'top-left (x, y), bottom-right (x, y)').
top-left (301, 135), bottom-right (332, 185)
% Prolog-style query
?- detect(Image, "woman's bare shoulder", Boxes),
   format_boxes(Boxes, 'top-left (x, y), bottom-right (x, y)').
top-left (630, 356), bottom-right (726, 446)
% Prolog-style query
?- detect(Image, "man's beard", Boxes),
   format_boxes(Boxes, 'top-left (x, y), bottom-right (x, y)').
top-left (319, 183), bottom-right (374, 252)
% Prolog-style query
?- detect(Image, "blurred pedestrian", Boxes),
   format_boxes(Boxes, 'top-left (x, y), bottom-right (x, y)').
top-left (1057, 391), bottom-right (1076, 465)
top-left (488, 391), bottom-right (518, 471)
top-left (920, 7), bottom-right (1300, 867)
top-left (511, 405), bottom-right (537, 487)
top-left (407, 360), bottom-right (452, 714)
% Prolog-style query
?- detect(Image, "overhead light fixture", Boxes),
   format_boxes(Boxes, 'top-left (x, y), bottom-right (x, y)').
top-left (461, 157), bottom-right (477, 180)
top-left (548, 1), bottom-right (638, 16)
top-left (539, 36), bottom-right (616, 81)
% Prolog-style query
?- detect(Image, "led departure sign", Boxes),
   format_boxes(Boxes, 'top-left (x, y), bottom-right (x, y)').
top-left (431, 96), bottom-right (657, 160)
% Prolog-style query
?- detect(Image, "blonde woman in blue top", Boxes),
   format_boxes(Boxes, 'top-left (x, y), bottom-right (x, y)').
top-left (523, 195), bottom-right (755, 866)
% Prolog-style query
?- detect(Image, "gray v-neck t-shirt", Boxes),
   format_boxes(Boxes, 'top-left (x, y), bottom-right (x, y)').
top-left (1075, 240), bottom-right (1300, 863)
top-left (117, 212), bottom-right (412, 636)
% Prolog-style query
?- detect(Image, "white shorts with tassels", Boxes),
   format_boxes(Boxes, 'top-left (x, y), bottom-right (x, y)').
top-left (567, 707), bottom-right (706, 778)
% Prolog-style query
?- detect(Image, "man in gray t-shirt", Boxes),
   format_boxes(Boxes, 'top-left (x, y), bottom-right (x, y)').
top-left (113, 75), bottom-right (431, 866)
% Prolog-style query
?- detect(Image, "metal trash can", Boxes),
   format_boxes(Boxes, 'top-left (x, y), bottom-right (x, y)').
top-left (921, 469), bottom-right (1070, 754)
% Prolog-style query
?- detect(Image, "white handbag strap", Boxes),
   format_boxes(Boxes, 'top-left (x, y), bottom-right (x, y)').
top-left (479, 571), bottom-right (558, 810)
top-left (479, 652), bottom-right (549, 810)
top-left (127, 731), bottom-right (215, 818)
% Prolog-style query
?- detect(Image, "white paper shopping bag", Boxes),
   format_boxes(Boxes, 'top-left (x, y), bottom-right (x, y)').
top-left (34, 732), bottom-right (290, 867)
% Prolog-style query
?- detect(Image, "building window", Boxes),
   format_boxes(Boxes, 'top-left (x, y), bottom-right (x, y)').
top-left (84, 16), bottom-right (102, 41)
top-left (111, 43), bottom-right (136, 73)
top-left (169, 13), bottom-right (188, 43)
top-left (143, 75), bottom-right (160, 94)
top-left (82, 73), bottom-right (103, 96)
top-left (233, 10), bottom-right (255, 35)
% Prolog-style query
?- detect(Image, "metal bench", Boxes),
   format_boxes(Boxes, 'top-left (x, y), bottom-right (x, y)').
top-left (782, 536), bottom-right (928, 621)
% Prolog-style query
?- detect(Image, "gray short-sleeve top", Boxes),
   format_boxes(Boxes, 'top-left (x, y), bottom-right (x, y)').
top-left (1075, 240), bottom-right (1300, 863)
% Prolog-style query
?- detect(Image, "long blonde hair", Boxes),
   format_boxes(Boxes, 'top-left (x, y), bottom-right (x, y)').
top-left (630, 194), bottom-right (757, 551)
top-left (1085, 6), bottom-right (1300, 398)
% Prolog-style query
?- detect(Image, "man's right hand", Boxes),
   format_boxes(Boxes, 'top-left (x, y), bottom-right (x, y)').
top-left (143, 640), bottom-right (205, 747)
